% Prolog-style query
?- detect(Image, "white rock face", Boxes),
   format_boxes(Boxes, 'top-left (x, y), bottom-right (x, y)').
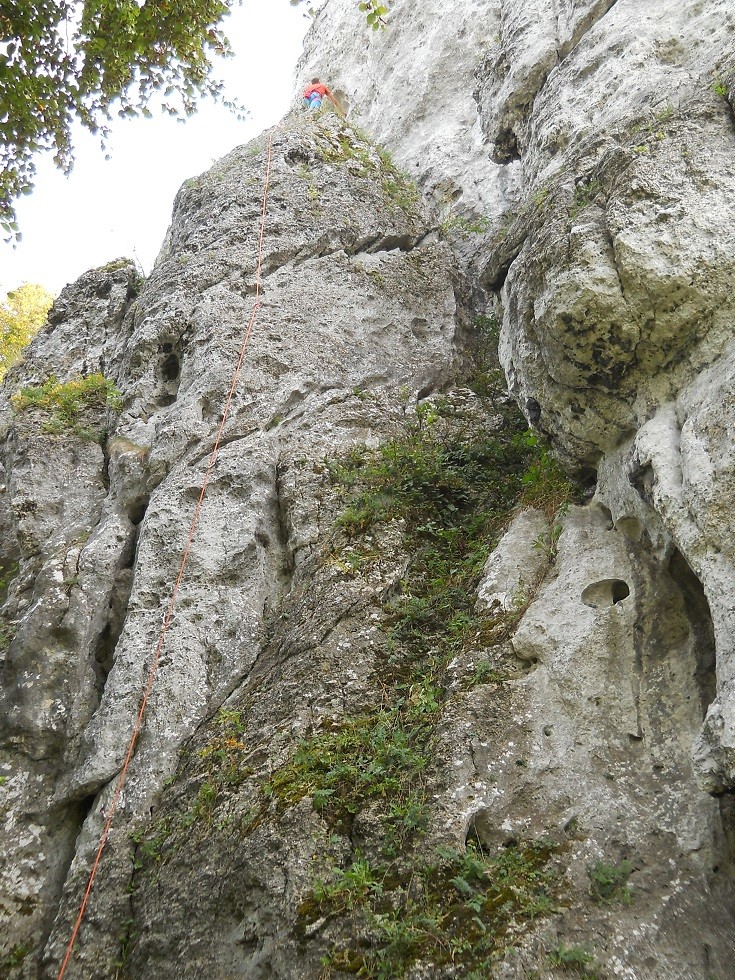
top-left (0, 115), bottom-right (462, 971)
top-left (2, 0), bottom-right (735, 975)
top-left (597, 345), bottom-right (735, 792)
top-left (476, 507), bottom-right (549, 614)
top-left (303, 0), bottom-right (735, 801)
top-left (296, 0), bottom-right (735, 970)
top-left (297, 0), bottom-right (518, 224)
top-left (436, 505), bottom-right (732, 978)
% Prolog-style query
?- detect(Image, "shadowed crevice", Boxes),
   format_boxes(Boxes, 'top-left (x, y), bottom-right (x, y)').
top-left (667, 549), bottom-right (716, 720)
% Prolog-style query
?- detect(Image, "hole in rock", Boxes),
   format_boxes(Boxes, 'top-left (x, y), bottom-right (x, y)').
top-left (526, 398), bottom-right (541, 425)
top-left (161, 352), bottom-right (180, 383)
top-left (127, 498), bottom-right (149, 528)
top-left (465, 814), bottom-right (484, 849)
top-left (155, 341), bottom-right (183, 408)
top-left (285, 148), bottom-right (311, 167)
top-left (491, 128), bottom-right (521, 164)
top-left (581, 579), bottom-right (630, 608)
top-left (612, 581), bottom-right (630, 604)
top-left (465, 809), bottom-right (517, 851)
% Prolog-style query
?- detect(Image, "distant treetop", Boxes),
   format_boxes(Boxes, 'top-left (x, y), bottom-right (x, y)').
top-left (0, 283), bottom-right (55, 382)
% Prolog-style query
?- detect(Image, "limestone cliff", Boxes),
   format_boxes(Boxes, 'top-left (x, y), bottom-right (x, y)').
top-left (2, 1), bottom-right (735, 978)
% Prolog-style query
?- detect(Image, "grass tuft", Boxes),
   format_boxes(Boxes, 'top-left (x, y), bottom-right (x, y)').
top-left (11, 373), bottom-right (121, 439)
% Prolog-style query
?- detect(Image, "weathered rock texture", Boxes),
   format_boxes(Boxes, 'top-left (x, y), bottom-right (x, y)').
top-left (1, 116), bottom-right (461, 975)
top-left (1, 0), bottom-right (735, 977)
top-left (301, 0), bottom-right (735, 963)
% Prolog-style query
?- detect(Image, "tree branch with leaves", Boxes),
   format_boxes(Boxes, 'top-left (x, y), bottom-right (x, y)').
top-left (291, 0), bottom-right (390, 29)
top-left (0, 0), bottom-right (239, 240)
top-left (1, 0), bottom-right (391, 241)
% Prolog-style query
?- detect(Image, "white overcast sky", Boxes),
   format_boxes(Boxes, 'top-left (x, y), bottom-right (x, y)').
top-left (0, 2), bottom-right (315, 297)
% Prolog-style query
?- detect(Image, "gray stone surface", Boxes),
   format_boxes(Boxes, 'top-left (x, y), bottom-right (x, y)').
top-left (476, 507), bottom-right (550, 614)
top-left (435, 505), bottom-right (733, 979)
top-left (2, 0), bottom-right (735, 977)
top-left (0, 115), bottom-right (461, 975)
top-left (304, 0), bottom-right (735, 847)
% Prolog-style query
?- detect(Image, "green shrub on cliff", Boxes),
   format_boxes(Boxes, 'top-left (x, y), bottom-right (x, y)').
top-left (11, 373), bottom-right (122, 439)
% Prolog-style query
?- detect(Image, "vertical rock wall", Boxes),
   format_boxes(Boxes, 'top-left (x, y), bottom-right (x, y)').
top-left (295, 0), bottom-right (735, 975)
top-left (0, 116), bottom-right (462, 976)
top-left (1, 0), bottom-right (735, 977)
top-left (301, 0), bottom-right (735, 799)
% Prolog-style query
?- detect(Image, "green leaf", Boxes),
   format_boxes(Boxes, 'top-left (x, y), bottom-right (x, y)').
top-left (0, 0), bottom-right (243, 232)
top-left (450, 875), bottom-right (475, 896)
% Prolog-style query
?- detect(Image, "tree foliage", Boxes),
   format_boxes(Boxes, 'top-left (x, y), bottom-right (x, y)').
top-left (0, 283), bottom-right (54, 381)
top-left (291, 0), bottom-right (390, 31)
top-left (1, 0), bottom-right (392, 240)
top-left (0, 0), bottom-right (238, 239)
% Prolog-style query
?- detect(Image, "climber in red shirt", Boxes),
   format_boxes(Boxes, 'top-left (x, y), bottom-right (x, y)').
top-left (302, 77), bottom-right (338, 112)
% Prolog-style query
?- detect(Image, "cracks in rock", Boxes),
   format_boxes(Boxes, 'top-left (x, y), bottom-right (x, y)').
top-left (249, 591), bottom-right (370, 692)
top-left (271, 459), bottom-right (295, 603)
top-left (629, 563), bottom-right (646, 743)
top-left (186, 428), bottom-right (260, 470)
top-left (91, 558), bottom-right (136, 700)
top-left (37, 789), bottom-right (101, 969)
top-left (194, 227), bottom-right (437, 311)
top-left (356, 229), bottom-right (436, 255)
top-left (668, 549), bottom-right (716, 721)
top-left (467, 736), bottom-right (481, 776)
top-left (555, 0), bottom-right (620, 69)
top-left (185, 385), bottom-right (356, 472)
top-left (481, 241), bottom-right (526, 292)
top-left (487, 0), bottom-right (620, 162)
top-left (87, 501), bottom-right (146, 704)
top-left (256, 228), bottom-right (435, 281)
top-left (602, 219), bottom-right (628, 305)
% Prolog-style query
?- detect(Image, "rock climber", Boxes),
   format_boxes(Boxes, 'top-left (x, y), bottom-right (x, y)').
top-left (302, 77), bottom-right (338, 112)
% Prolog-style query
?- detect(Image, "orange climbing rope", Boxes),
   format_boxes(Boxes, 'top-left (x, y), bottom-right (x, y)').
top-left (56, 128), bottom-right (276, 980)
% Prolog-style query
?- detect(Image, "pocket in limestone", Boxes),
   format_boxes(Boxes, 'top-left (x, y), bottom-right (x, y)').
top-left (581, 578), bottom-right (631, 608)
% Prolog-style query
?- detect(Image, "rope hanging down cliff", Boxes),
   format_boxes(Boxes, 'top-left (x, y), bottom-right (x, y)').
top-left (56, 128), bottom-right (276, 980)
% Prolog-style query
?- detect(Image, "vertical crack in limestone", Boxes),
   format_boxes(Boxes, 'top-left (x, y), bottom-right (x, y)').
top-left (88, 525), bottom-right (139, 700)
top-left (555, 0), bottom-right (620, 65)
top-left (668, 549), bottom-right (717, 721)
top-left (485, 0), bottom-right (621, 161)
top-left (272, 457), bottom-right (296, 603)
